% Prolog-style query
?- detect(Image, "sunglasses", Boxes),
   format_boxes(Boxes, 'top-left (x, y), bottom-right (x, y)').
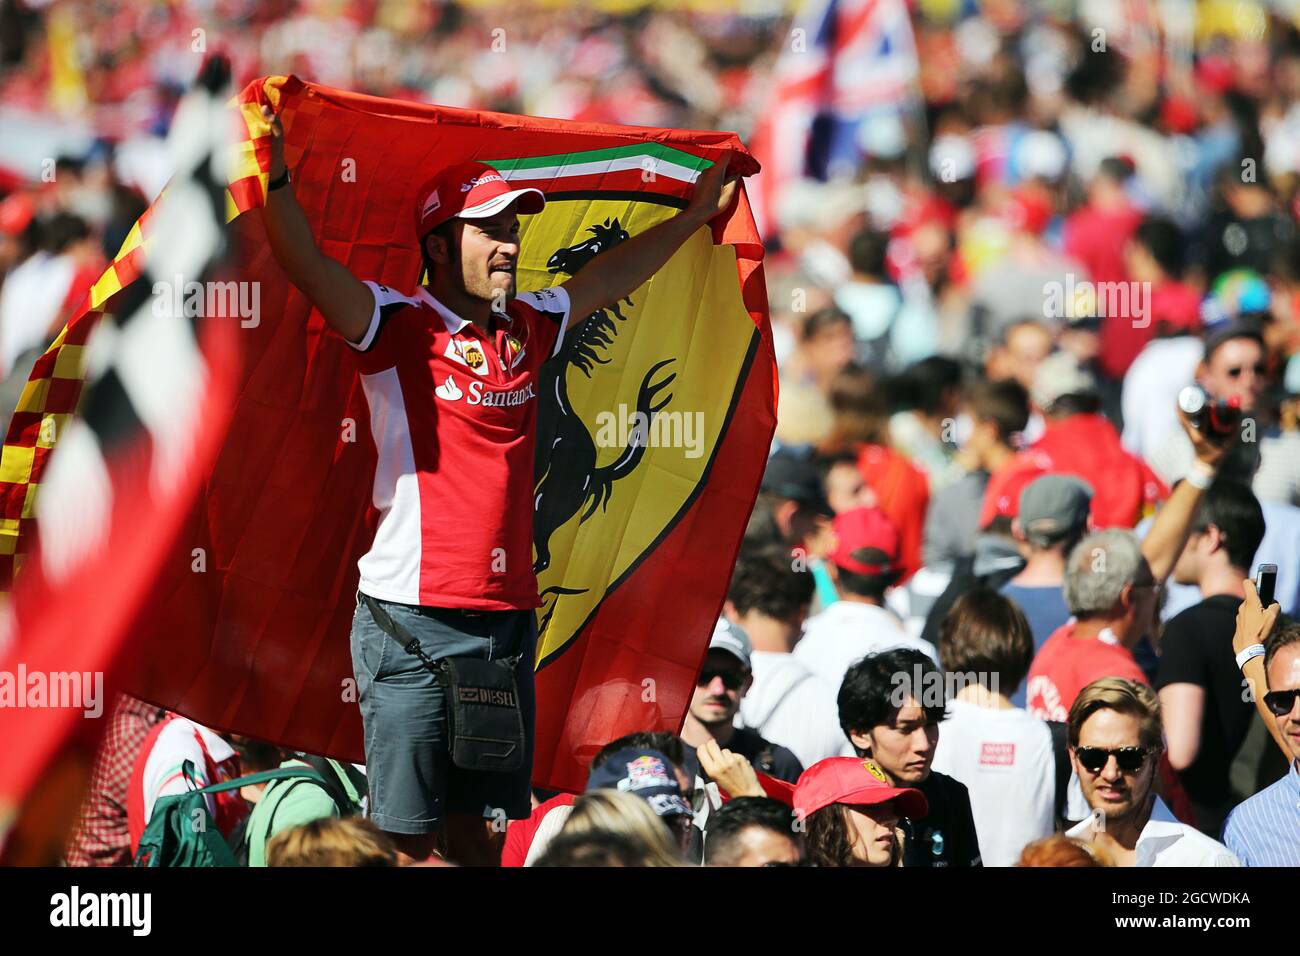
top-left (1225, 364), bottom-right (1267, 379)
top-left (1264, 689), bottom-right (1300, 718)
top-left (1074, 746), bottom-right (1152, 774)
top-left (697, 668), bottom-right (745, 690)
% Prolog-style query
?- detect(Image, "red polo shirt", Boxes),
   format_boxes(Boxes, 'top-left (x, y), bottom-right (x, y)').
top-left (1024, 622), bottom-right (1148, 722)
top-left (348, 282), bottom-right (570, 610)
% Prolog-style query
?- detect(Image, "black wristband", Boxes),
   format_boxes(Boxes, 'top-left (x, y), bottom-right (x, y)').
top-left (267, 168), bottom-right (291, 192)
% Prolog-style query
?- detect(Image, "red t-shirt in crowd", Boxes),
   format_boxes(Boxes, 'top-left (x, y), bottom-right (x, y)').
top-left (1062, 202), bottom-right (1145, 379)
top-left (979, 413), bottom-right (1167, 530)
top-left (856, 443), bottom-right (929, 583)
top-left (501, 792), bottom-right (577, 866)
top-left (1024, 622), bottom-right (1148, 722)
top-left (347, 282), bottom-right (571, 610)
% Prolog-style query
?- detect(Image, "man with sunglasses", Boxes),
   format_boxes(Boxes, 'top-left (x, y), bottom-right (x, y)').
top-left (1065, 678), bottom-right (1240, 866)
top-left (681, 620), bottom-right (803, 785)
top-left (1223, 587), bottom-right (1300, 866)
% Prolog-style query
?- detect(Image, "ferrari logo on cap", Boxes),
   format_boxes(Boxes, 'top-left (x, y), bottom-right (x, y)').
top-left (863, 759), bottom-right (888, 782)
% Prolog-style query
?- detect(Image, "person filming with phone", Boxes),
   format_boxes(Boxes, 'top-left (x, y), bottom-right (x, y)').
top-left (1223, 570), bottom-right (1300, 865)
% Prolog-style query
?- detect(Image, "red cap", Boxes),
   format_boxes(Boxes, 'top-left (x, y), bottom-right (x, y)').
top-left (413, 161), bottom-right (545, 239)
top-left (0, 191), bottom-right (34, 237)
top-left (1004, 185), bottom-right (1054, 235)
top-left (793, 757), bottom-right (929, 819)
top-left (1148, 282), bottom-right (1202, 333)
top-left (830, 506), bottom-right (899, 576)
top-left (986, 462), bottom-right (1047, 524)
top-left (1160, 95), bottom-right (1199, 135)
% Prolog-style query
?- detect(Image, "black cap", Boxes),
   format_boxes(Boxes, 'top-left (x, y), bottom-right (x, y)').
top-left (761, 447), bottom-right (832, 517)
top-left (1203, 321), bottom-right (1266, 364)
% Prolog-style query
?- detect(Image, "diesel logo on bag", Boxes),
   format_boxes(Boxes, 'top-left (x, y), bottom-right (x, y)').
top-left (458, 686), bottom-right (517, 708)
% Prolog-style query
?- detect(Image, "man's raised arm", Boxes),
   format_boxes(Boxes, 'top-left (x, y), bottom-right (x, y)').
top-left (1140, 408), bottom-right (1234, 584)
top-left (258, 105), bottom-right (374, 345)
top-left (561, 156), bottom-right (738, 322)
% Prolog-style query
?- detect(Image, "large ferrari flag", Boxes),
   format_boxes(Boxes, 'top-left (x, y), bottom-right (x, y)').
top-left (0, 75), bottom-right (776, 794)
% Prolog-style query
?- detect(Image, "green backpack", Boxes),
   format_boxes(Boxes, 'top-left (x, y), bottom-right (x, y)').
top-left (133, 760), bottom-right (332, 868)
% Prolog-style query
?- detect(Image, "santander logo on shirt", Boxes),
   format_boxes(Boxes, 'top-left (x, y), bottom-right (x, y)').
top-left (435, 373), bottom-right (535, 408)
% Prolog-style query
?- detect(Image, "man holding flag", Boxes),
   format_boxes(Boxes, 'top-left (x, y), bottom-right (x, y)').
top-left (257, 105), bottom-right (737, 864)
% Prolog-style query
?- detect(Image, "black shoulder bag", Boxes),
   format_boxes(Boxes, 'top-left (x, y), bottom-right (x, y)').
top-left (361, 594), bottom-right (525, 773)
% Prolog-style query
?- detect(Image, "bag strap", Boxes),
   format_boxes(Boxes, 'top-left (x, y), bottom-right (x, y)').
top-left (360, 592), bottom-right (521, 674)
top-left (180, 759), bottom-right (329, 796)
top-left (360, 593), bottom-right (447, 681)
top-left (1046, 721), bottom-right (1071, 826)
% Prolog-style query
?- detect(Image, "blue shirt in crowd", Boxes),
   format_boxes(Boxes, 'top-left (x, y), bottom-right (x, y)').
top-left (1222, 761), bottom-right (1300, 867)
top-left (1000, 581), bottom-right (1071, 707)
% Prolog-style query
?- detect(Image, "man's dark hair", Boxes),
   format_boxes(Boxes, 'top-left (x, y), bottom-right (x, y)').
top-left (704, 797), bottom-right (799, 866)
top-left (1098, 155), bottom-right (1136, 184)
top-left (838, 647), bottom-right (945, 744)
top-left (834, 563), bottom-right (898, 603)
top-left (591, 731), bottom-right (685, 772)
top-left (1265, 621), bottom-right (1300, 674)
top-left (1192, 478), bottom-right (1265, 573)
top-left (801, 306), bottom-right (852, 342)
top-left (848, 227), bottom-right (890, 278)
top-left (419, 218), bottom-right (458, 281)
top-left (938, 588), bottom-right (1034, 695)
top-left (966, 378), bottom-right (1030, 444)
top-left (1046, 392), bottom-right (1103, 418)
top-left (42, 212), bottom-right (90, 255)
top-left (743, 493), bottom-right (785, 549)
top-left (893, 355), bottom-right (965, 416)
top-left (1132, 215), bottom-right (1184, 278)
top-left (812, 450), bottom-right (860, 484)
top-left (727, 544), bottom-right (814, 621)
top-left (532, 830), bottom-right (651, 867)
top-left (1203, 323), bottom-right (1267, 365)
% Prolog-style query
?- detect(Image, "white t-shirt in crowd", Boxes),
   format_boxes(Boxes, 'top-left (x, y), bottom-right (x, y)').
top-left (140, 718), bottom-right (237, 826)
top-left (737, 651), bottom-right (853, 770)
top-left (1066, 796), bottom-right (1241, 866)
top-left (1121, 336), bottom-right (1202, 463)
top-left (794, 600), bottom-right (939, 694)
top-left (930, 698), bottom-right (1056, 867)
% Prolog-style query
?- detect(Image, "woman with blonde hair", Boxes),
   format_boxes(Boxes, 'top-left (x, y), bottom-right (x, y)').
top-left (525, 789), bottom-right (688, 867)
top-left (265, 816), bottom-right (397, 867)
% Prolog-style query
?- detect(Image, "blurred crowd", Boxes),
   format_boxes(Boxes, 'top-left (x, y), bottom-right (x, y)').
top-left (3, 0), bottom-right (1300, 866)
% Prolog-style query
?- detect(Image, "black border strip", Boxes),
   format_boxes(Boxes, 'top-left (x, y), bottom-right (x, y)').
top-left (539, 190), bottom-right (688, 209)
